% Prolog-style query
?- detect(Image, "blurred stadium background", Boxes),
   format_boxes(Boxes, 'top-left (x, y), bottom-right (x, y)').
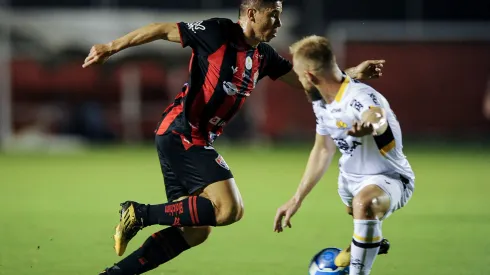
top-left (0, 1), bottom-right (489, 275)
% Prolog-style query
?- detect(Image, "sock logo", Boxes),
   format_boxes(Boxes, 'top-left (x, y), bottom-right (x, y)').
top-left (351, 258), bottom-right (365, 270)
top-left (165, 202), bottom-right (184, 216)
top-left (172, 217), bottom-right (181, 227)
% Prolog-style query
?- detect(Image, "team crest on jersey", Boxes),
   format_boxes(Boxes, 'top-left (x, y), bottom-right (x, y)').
top-left (336, 120), bottom-right (348, 129)
top-left (245, 56), bottom-right (253, 70)
top-left (215, 155), bottom-right (230, 170)
top-left (186, 21), bottom-right (206, 33)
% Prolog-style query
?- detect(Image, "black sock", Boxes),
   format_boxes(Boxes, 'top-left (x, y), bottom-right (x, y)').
top-left (146, 196), bottom-right (217, 227)
top-left (112, 227), bottom-right (190, 275)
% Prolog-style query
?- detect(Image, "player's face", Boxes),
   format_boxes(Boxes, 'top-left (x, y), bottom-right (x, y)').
top-left (252, 1), bottom-right (283, 42)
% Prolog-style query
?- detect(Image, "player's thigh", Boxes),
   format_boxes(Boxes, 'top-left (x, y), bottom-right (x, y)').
top-left (186, 146), bottom-right (244, 224)
top-left (159, 133), bottom-right (243, 221)
top-left (355, 174), bottom-right (407, 220)
top-left (155, 135), bottom-right (187, 202)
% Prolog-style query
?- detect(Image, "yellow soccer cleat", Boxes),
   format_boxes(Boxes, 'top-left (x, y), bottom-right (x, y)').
top-left (335, 246), bottom-right (351, 267)
top-left (334, 239), bottom-right (391, 267)
top-left (113, 201), bottom-right (145, 256)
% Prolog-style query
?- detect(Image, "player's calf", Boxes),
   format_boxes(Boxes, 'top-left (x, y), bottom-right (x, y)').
top-left (103, 227), bottom-right (192, 275)
top-left (348, 184), bottom-right (391, 275)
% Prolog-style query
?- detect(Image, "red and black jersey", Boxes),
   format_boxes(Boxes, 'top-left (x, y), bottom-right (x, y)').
top-left (156, 18), bottom-right (292, 146)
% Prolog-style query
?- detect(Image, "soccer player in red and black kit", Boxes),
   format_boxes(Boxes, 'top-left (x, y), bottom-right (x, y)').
top-left (82, 1), bottom-right (384, 274)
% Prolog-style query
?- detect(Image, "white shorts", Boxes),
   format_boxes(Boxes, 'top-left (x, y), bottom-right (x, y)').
top-left (337, 173), bottom-right (414, 220)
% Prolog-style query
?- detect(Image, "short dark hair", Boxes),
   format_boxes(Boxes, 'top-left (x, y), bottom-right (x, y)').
top-left (239, 0), bottom-right (283, 18)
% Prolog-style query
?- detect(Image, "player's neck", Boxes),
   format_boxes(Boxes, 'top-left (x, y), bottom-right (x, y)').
top-left (318, 72), bottom-right (344, 104)
top-left (239, 19), bottom-right (261, 47)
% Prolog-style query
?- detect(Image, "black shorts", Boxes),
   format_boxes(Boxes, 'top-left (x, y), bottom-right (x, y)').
top-left (155, 132), bottom-right (234, 202)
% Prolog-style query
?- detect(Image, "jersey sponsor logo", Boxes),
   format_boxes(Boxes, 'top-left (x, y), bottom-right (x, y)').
top-left (331, 108), bottom-right (342, 113)
top-left (350, 99), bottom-right (364, 112)
top-left (368, 93), bottom-right (380, 105)
top-left (333, 138), bottom-right (362, 156)
top-left (186, 21), bottom-right (206, 33)
top-left (336, 120), bottom-right (348, 129)
top-left (223, 81), bottom-right (238, 95)
top-left (222, 81), bottom-right (251, 97)
top-left (209, 116), bottom-right (226, 126)
top-left (215, 155), bottom-right (230, 170)
top-left (231, 66), bottom-right (238, 74)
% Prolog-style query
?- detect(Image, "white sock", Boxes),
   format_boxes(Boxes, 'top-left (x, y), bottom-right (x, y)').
top-left (349, 219), bottom-right (382, 275)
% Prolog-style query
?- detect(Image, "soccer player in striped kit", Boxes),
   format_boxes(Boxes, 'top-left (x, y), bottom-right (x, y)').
top-left (82, 1), bottom-right (384, 274)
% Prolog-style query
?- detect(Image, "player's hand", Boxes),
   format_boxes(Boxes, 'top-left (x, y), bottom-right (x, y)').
top-left (353, 60), bottom-right (385, 80)
top-left (82, 44), bottom-right (113, 68)
top-left (347, 121), bottom-right (376, 137)
top-left (274, 198), bottom-right (301, 233)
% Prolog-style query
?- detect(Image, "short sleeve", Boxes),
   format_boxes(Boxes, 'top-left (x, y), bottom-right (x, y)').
top-left (260, 44), bottom-right (292, 80)
top-left (349, 88), bottom-right (383, 120)
top-left (177, 18), bottom-right (230, 54)
top-left (312, 101), bottom-right (330, 136)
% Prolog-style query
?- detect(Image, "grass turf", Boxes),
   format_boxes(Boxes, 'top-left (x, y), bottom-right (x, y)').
top-left (0, 143), bottom-right (489, 275)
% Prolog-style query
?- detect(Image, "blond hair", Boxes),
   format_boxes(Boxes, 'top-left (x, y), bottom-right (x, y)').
top-left (289, 35), bottom-right (335, 72)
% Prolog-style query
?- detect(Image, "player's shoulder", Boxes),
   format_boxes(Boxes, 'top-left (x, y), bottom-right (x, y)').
top-left (257, 43), bottom-right (279, 55)
top-left (206, 17), bottom-right (235, 25)
top-left (311, 99), bottom-right (328, 117)
top-left (187, 17), bottom-right (235, 32)
top-left (347, 80), bottom-right (381, 99)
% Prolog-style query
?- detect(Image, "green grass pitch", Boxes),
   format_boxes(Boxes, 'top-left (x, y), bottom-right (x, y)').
top-left (0, 143), bottom-right (489, 275)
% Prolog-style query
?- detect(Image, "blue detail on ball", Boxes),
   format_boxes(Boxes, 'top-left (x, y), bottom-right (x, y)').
top-left (309, 248), bottom-right (349, 275)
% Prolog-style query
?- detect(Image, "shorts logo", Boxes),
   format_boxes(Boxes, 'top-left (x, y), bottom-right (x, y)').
top-left (215, 155), bottom-right (230, 170)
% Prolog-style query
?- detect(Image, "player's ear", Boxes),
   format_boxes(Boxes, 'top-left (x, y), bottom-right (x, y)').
top-left (305, 71), bottom-right (316, 85)
top-left (246, 8), bottom-right (257, 22)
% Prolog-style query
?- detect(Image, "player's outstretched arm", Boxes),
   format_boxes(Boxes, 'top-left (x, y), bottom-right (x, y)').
top-left (82, 23), bottom-right (180, 68)
top-left (273, 133), bottom-right (336, 233)
top-left (344, 60), bottom-right (385, 80)
top-left (277, 59), bottom-right (385, 96)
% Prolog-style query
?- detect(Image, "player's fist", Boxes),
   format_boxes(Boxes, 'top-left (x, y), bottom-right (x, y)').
top-left (353, 60), bottom-right (385, 80)
top-left (82, 44), bottom-right (113, 68)
top-left (347, 121), bottom-right (376, 137)
top-left (273, 198), bottom-right (301, 233)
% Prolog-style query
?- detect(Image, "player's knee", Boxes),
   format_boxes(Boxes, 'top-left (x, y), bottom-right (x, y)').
top-left (352, 195), bottom-right (379, 219)
top-left (181, 226), bottom-right (212, 247)
top-left (214, 199), bottom-right (244, 226)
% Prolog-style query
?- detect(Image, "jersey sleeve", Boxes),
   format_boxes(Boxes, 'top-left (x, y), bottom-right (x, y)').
top-left (312, 101), bottom-right (330, 136)
top-left (176, 18), bottom-right (230, 54)
top-left (260, 44), bottom-right (293, 80)
top-left (349, 88), bottom-right (383, 120)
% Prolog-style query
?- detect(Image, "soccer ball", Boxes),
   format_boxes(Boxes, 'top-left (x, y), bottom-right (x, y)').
top-left (309, 247), bottom-right (349, 275)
